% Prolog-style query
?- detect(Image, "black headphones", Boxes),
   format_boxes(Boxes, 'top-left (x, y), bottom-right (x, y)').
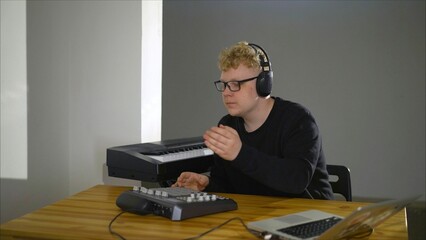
top-left (248, 43), bottom-right (273, 97)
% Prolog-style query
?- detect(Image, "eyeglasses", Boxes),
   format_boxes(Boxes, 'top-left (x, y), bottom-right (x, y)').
top-left (214, 76), bottom-right (257, 92)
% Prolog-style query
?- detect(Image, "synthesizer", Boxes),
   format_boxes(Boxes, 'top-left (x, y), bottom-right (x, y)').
top-left (106, 137), bottom-right (214, 184)
top-left (116, 186), bottom-right (238, 221)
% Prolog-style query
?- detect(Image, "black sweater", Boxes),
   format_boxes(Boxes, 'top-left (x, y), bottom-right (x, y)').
top-left (205, 97), bottom-right (334, 200)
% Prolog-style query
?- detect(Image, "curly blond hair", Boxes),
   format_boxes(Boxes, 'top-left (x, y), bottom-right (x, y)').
top-left (218, 41), bottom-right (263, 72)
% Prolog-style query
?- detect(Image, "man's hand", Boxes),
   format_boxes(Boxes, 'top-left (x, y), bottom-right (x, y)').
top-left (171, 172), bottom-right (209, 191)
top-left (203, 124), bottom-right (242, 161)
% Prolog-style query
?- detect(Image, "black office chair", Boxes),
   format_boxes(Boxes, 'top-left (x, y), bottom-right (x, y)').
top-left (326, 164), bottom-right (352, 201)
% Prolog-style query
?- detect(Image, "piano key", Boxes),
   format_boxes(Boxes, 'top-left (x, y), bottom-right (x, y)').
top-left (146, 148), bottom-right (213, 162)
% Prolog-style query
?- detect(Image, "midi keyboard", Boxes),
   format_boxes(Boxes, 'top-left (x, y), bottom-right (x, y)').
top-left (116, 186), bottom-right (238, 221)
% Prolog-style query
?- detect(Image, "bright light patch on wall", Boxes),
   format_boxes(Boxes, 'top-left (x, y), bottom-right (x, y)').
top-left (141, 0), bottom-right (162, 143)
top-left (0, 0), bottom-right (28, 179)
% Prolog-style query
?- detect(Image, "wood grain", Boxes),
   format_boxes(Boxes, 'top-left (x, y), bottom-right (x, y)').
top-left (0, 185), bottom-right (408, 239)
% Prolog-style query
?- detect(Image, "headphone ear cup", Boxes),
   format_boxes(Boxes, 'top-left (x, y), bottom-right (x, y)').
top-left (256, 71), bottom-right (273, 97)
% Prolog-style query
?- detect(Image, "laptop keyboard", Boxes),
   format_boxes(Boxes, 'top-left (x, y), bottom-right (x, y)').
top-left (277, 216), bottom-right (341, 238)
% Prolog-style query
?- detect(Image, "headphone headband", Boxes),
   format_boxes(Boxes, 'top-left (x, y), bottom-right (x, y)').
top-left (248, 43), bottom-right (273, 97)
top-left (248, 43), bottom-right (272, 72)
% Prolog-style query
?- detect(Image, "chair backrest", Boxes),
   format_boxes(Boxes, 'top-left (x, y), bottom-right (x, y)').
top-left (327, 164), bottom-right (352, 201)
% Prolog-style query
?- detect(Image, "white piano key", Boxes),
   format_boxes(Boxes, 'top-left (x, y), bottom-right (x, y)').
top-left (146, 147), bottom-right (213, 162)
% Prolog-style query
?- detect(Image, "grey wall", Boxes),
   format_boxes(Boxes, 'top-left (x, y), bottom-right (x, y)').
top-left (1, 1), bottom-right (141, 223)
top-left (163, 1), bottom-right (425, 200)
top-left (1, 0), bottom-right (424, 225)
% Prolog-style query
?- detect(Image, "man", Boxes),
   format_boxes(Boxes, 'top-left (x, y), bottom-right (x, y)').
top-left (173, 41), bottom-right (334, 199)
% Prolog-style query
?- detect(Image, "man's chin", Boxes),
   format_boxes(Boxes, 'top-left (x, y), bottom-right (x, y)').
top-left (227, 110), bottom-right (241, 117)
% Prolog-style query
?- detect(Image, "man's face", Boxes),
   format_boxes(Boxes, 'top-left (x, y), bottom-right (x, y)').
top-left (219, 64), bottom-right (261, 117)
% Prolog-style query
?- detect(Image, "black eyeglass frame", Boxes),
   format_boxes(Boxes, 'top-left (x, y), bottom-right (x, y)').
top-left (214, 76), bottom-right (258, 92)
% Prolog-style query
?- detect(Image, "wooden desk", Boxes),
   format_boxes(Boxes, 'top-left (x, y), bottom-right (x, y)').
top-left (0, 185), bottom-right (408, 240)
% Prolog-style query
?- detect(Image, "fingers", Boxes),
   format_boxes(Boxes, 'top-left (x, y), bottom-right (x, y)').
top-left (171, 172), bottom-right (186, 187)
top-left (204, 125), bottom-right (233, 149)
top-left (171, 172), bottom-right (209, 191)
top-left (172, 172), bottom-right (192, 187)
top-left (204, 125), bottom-right (236, 142)
top-left (204, 125), bottom-right (241, 161)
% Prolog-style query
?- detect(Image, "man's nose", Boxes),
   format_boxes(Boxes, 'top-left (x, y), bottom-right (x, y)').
top-left (222, 85), bottom-right (233, 95)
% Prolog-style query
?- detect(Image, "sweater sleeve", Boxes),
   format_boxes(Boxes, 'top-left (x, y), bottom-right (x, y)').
top-left (230, 115), bottom-right (321, 195)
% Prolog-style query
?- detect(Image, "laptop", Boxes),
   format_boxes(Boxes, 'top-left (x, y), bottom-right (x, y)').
top-left (247, 195), bottom-right (420, 240)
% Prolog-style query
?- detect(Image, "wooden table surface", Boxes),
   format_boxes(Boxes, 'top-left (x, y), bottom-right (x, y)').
top-left (0, 185), bottom-right (408, 240)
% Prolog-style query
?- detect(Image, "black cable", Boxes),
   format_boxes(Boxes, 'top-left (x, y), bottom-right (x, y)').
top-left (305, 189), bottom-right (314, 199)
top-left (108, 211), bottom-right (127, 240)
top-left (184, 217), bottom-right (264, 240)
top-left (109, 213), bottom-right (256, 240)
top-left (108, 213), bottom-right (266, 240)
top-left (108, 212), bottom-right (372, 240)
